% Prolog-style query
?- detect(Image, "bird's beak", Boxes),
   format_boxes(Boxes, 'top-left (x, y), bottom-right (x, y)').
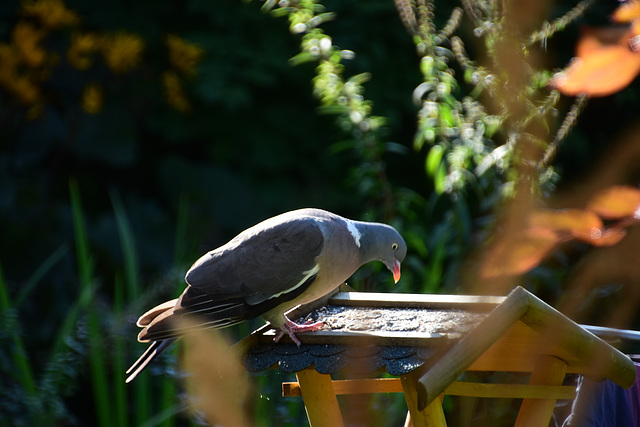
top-left (392, 259), bottom-right (401, 283)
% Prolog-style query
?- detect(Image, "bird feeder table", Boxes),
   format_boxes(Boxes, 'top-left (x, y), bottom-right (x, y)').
top-left (238, 286), bottom-right (636, 427)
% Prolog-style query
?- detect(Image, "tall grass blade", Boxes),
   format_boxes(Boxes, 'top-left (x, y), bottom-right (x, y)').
top-left (15, 242), bottom-right (69, 308)
top-left (110, 190), bottom-right (140, 298)
top-left (113, 275), bottom-right (128, 427)
top-left (49, 279), bottom-right (96, 360)
top-left (138, 401), bottom-right (187, 427)
top-left (110, 189), bottom-right (152, 425)
top-left (69, 179), bottom-right (112, 426)
top-left (88, 305), bottom-right (112, 427)
top-left (50, 179), bottom-right (96, 358)
top-left (160, 366), bottom-right (177, 427)
top-left (70, 179), bottom-right (93, 287)
top-left (0, 263), bottom-right (37, 395)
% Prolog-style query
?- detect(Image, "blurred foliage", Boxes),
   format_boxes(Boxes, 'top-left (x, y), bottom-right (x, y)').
top-left (2, 0), bottom-right (640, 425)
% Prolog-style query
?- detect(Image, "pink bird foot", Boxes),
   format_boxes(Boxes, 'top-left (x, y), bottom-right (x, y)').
top-left (273, 316), bottom-right (324, 346)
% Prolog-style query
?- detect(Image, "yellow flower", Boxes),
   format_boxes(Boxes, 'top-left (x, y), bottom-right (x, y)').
top-left (12, 21), bottom-right (46, 68)
top-left (0, 43), bottom-right (40, 106)
top-left (68, 33), bottom-right (98, 70)
top-left (21, 0), bottom-right (79, 29)
top-left (162, 70), bottom-right (191, 113)
top-left (101, 32), bottom-right (144, 74)
top-left (0, 43), bottom-right (20, 73)
top-left (81, 83), bottom-right (102, 114)
top-left (165, 34), bottom-right (203, 76)
top-left (10, 75), bottom-right (40, 105)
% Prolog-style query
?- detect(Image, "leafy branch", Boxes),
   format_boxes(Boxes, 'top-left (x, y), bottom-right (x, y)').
top-left (397, 0), bottom-right (594, 200)
top-left (266, 0), bottom-right (397, 216)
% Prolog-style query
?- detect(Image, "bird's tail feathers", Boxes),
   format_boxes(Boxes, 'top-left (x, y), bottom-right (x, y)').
top-left (138, 314), bottom-right (245, 342)
top-left (136, 290), bottom-right (250, 342)
top-left (136, 298), bottom-right (178, 327)
top-left (128, 288), bottom-right (263, 382)
top-left (125, 339), bottom-right (175, 383)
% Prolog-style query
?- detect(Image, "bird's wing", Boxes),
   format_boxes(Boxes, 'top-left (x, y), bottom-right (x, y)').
top-left (185, 217), bottom-right (325, 307)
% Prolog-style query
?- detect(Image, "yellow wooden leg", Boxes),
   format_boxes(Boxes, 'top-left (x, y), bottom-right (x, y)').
top-left (515, 355), bottom-right (567, 427)
top-left (295, 369), bottom-right (345, 427)
top-left (401, 370), bottom-right (447, 427)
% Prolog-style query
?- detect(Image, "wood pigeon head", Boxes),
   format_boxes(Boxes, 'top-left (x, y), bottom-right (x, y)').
top-left (353, 220), bottom-right (407, 283)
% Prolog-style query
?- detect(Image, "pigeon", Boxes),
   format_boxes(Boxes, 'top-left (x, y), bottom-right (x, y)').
top-left (125, 208), bottom-right (407, 382)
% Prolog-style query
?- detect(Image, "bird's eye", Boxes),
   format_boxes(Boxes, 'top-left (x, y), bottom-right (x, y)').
top-left (391, 243), bottom-right (398, 250)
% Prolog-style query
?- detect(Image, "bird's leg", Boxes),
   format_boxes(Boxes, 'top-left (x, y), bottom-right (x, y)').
top-left (273, 316), bottom-right (324, 346)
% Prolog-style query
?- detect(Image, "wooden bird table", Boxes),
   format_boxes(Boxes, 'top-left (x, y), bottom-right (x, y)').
top-left (238, 286), bottom-right (636, 427)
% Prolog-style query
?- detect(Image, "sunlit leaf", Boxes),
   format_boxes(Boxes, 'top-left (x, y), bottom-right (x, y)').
top-left (426, 144), bottom-right (444, 177)
top-left (289, 51), bottom-right (315, 66)
top-left (480, 229), bottom-right (559, 278)
top-left (612, 0), bottom-right (640, 24)
top-left (528, 209), bottom-right (602, 239)
top-left (576, 227), bottom-right (627, 246)
top-left (586, 185), bottom-right (640, 219)
top-left (551, 27), bottom-right (640, 97)
top-left (438, 103), bottom-right (454, 127)
top-left (433, 161), bottom-right (447, 194)
top-left (575, 26), bottom-right (631, 57)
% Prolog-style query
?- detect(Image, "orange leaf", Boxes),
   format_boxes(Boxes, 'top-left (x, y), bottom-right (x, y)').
top-left (576, 26), bottom-right (631, 56)
top-left (480, 229), bottom-right (559, 278)
top-left (551, 27), bottom-right (640, 97)
top-left (586, 185), bottom-right (640, 219)
top-left (634, 20), bottom-right (640, 39)
top-left (577, 227), bottom-right (628, 246)
top-left (528, 209), bottom-right (603, 237)
top-left (613, 0), bottom-right (640, 24)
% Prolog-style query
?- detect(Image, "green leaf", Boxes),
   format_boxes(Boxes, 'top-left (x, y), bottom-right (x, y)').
top-left (420, 56), bottom-right (435, 78)
top-left (312, 12), bottom-right (336, 26)
top-left (329, 139), bottom-right (355, 153)
top-left (289, 52), bottom-right (316, 66)
top-left (426, 144), bottom-right (444, 177)
top-left (434, 161), bottom-right (447, 194)
top-left (464, 67), bottom-right (475, 84)
top-left (413, 128), bottom-right (426, 151)
top-left (438, 103), bottom-right (454, 127)
top-left (347, 72), bottom-right (372, 85)
top-left (269, 7), bottom-right (294, 17)
top-left (484, 116), bottom-right (502, 138)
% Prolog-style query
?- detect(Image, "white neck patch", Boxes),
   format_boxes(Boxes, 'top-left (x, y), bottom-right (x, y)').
top-left (346, 220), bottom-right (362, 247)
